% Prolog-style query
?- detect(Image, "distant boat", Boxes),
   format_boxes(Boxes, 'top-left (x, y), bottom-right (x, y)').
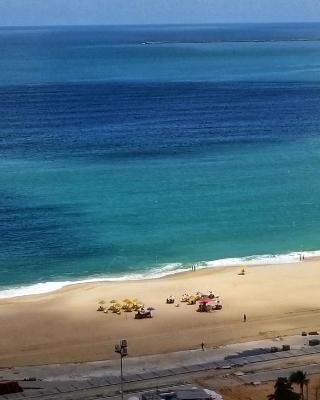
top-left (141, 41), bottom-right (168, 45)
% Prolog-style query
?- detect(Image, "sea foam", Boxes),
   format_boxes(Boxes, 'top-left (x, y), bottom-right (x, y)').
top-left (1, 250), bottom-right (319, 300)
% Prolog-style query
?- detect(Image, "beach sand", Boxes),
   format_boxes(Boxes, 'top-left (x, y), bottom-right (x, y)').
top-left (1, 259), bottom-right (320, 367)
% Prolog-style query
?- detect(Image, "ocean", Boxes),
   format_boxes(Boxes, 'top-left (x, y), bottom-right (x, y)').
top-left (1, 23), bottom-right (320, 298)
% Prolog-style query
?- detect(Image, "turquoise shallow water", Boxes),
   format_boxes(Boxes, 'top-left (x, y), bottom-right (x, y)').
top-left (1, 24), bottom-right (320, 296)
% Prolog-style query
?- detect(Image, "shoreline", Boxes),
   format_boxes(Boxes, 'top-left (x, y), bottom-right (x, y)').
top-left (1, 249), bottom-right (320, 300)
top-left (1, 258), bottom-right (320, 367)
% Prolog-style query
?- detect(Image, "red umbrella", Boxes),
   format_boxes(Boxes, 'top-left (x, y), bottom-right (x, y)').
top-left (199, 297), bottom-right (211, 303)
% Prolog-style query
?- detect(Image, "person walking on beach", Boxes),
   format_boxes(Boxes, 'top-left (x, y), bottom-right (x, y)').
top-left (243, 313), bottom-right (247, 323)
top-left (201, 342), bottom-right (205, 351)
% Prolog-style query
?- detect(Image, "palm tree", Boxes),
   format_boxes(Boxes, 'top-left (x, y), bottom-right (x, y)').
top-left (268, 377), bottom-right (300, 400)
top-left (290, 370), bottom-right (309, 399)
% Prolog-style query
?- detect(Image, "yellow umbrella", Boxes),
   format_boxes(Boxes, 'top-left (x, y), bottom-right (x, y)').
top-left (123, 298), bottom-right (133, 304)
top-left (239, 265), bottom-right (246, 275)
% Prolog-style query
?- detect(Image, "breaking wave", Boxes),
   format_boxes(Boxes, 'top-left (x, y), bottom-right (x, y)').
top-left (1, 249), bottom-right (319, 299)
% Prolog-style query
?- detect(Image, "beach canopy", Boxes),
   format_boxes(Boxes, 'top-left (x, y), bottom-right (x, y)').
top-left (110, 299), bottom-right (118, 303)
top-left (199, 297), bottom-right (211, 303)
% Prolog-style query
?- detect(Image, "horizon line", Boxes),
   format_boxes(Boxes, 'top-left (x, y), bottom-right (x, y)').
top-left (1, 21), bottom-right (320, 29)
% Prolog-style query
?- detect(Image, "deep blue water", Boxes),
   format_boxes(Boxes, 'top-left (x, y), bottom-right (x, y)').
top-left (1, 24), bottom-right (320, 296)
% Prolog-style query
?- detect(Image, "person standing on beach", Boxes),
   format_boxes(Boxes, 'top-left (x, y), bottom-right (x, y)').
top-left (243, 313), bottom-right (247, 323)
top-left (201, 342), bottom-right (205, 351)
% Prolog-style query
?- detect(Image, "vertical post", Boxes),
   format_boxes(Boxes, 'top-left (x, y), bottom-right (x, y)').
top-left (115, 340), bottom-right (128, 400)
top-left (120, 352), bottom-right (123, 400)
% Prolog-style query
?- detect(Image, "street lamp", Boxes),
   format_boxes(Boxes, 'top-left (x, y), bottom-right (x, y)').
top-left (115, 339), bottom-right (128, 400)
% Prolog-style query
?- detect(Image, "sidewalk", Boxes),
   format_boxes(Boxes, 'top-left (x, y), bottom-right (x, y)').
top-left (0, 334), bottom-right (319, 399)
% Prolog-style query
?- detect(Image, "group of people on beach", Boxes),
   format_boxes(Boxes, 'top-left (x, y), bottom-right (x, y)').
top-left (166, 290), bottom-right (223, 312)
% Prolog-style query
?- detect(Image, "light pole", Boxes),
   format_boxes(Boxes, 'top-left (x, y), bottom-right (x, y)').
top-left (115, 339), bottom-right (128, 400)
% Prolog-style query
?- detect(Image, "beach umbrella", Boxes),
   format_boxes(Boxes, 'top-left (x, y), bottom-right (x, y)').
top-left (134, 300), bottom-right (144, 307)
top-left (199, 297), bottom-right (211, 303)
top-left (123, 298), bottom-right (133, 304)
top-left (239, 264), bottom-right (246, 275)
top-left (110, 299), bottom-right (117, 304)
top-left (98, 300), bottom-right (106, 305)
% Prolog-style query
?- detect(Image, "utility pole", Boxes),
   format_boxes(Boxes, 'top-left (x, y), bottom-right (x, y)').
top-left (115, 339), bottom-right (128, 400)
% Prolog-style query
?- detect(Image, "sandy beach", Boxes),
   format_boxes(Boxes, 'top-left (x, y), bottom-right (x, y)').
top-left (1, 259), bottom-right (320, 367)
